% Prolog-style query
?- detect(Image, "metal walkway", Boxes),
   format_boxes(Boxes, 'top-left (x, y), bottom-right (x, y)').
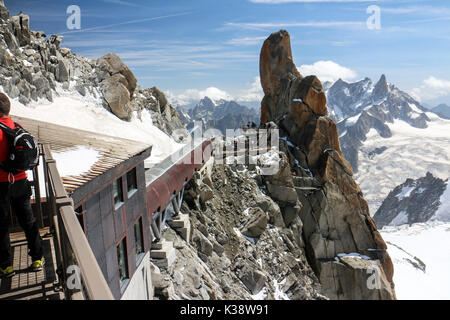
top-left (0, 228), bottom-right (62, 300)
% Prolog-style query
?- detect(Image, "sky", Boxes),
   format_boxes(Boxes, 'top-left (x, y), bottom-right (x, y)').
top-left (5, 0), bottom-right (450, 107)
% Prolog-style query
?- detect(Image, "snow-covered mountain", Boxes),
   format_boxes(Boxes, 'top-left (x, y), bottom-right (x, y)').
top-left (431, 103), bottom-right (450, 119)
top-left (177, 97), bottom-right (261, 134)
top-left (380, 222), bottom-right (450, 299)
top-left (373, 173), bottom-right (450, 228)
top-left (325, 76), bottom-right (450, 213)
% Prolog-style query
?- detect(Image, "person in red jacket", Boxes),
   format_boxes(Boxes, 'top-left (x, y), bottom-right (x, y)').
top-left (0, 93), bottom-right (43, 278)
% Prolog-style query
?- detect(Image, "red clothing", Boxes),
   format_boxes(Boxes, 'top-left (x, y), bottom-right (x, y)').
top-left (0, 116), bottom-right (27, 182)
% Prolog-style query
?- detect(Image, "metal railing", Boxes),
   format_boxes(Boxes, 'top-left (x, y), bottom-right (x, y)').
top-left (42, 144), bottom-right (114, 300)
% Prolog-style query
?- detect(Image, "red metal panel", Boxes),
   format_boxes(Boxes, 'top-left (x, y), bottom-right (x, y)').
top-left (146, 140), bottom-right (212, 218)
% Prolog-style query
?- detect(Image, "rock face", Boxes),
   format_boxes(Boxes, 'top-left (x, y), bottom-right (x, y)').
top-left (155, 164), bottom-right (324, 300)
top-left (259, 30), bottom-right (396, 300)
top-left (374, 172), bottom-right (448, 228)
top-left (260, 30), bottom-right (301, 123)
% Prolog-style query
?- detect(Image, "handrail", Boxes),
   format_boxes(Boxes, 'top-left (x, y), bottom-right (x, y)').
top-left (42, 144), bottom-right (114, 300)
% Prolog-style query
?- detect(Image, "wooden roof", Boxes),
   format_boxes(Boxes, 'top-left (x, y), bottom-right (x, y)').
top-left (12, 115), bottom-right (152, 193)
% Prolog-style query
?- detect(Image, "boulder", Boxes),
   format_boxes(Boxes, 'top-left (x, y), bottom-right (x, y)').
top-left (0, 1), bottom-right (9, 21)
top-left (100, 76), bottom-right (132, 120)
top-left (11, 12), bottom-right (31, 46)
top-left (0, 47), bottom-right (12, 67)
top-left (240, 207), bottom-right (268, 238)
top-left (49, 34), bottom-right (63, 49)
top-left (254, 194), bottom-right (284, 227)
top-left (2, 30), bottom-right (20, 52)
top-left (199, 184), bottom-right (214, 203)
top-left (266, 184), bottom-right (298, 204)
top-left (56, 57), bottom-right (69, 82)
top-left (192, 230), bottom-right (213, 257)
top-left (97, 53), bottom-right (137, 95)
top-left (150, 86), bottom-right (168, 108)
top-left (318, 257), bottom-right (395, 300)
top-left (235, 265), bottom-right (267, 295)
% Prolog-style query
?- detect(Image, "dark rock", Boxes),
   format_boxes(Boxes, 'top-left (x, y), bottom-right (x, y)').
top-left (240, 207), bottom-right (268, 238)
top-left (374, 172), bottom-right (447, 228)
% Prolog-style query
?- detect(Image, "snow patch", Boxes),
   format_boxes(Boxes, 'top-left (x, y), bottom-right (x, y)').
top-left (396, 185), bottom-right (415, 201)
top-left (432, 181), bottom-right (450, 222)
top-left (336, 252), bottom-right (371, 260)
top-left (53, 146), bottom-right (99, 177)
top-left (389, 211), bottom-right (409, 226)
top-left (6, 84), bottom-right (182, 168)
top-left (345, 113), bottom-right (361, 127)
top-left (250, 287), bottom-right (267, 300)
top-left (273, 279), bottom-right (290, 300)
top-left (381, 222), bottom-right (450, 299)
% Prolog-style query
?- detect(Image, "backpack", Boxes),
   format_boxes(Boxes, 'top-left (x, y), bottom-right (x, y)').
top-left (0, 121), bottom-right (39, 174)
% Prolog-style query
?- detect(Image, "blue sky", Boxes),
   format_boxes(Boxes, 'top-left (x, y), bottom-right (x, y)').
top-left (6, 0), bottom-right (450, 106)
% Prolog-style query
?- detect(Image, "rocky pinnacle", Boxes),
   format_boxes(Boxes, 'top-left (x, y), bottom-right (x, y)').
top-left (259, 30), bottom-right (396, 300)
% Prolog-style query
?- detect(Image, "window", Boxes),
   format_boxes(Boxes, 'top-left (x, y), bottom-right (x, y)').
top-left (75, 205), bottom-right (85, 232)
top-left (127, 168), bottom-right (138, 196)
top-left (134, 217), bottom-right (144, 263)
top-left (113, 177), bottom-right (124, 208)
top-left (117, 238), bottom-right (129, 288)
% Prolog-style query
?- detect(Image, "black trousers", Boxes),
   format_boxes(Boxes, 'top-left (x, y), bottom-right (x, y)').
top-left (0, 179), bottom-right (43, 268)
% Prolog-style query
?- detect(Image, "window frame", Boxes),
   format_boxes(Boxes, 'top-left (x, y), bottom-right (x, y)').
top-left (116, 237), bottom-right (129, 290)
top-left (126, 167), bottom-right (138, 198)
top-left (113, 177), bottom-right (124, 210)
top-left (134, 216), bottom-right (145, 265)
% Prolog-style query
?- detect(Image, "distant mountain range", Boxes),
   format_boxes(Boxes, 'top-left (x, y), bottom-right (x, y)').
top-left (176, 97), bottom-right (261, 135)
top-left (431, 103), bottom-right (450, 119)
top-left (326, 74), bottom-right (430, 172)
top-left (323, 75), bottom-right (450, 213)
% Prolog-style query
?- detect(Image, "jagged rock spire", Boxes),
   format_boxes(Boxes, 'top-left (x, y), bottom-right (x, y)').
top-left (259, 30), bottom-right (396, 300)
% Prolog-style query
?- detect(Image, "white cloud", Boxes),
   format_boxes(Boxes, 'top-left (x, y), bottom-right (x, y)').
top-left (167, 87), bottom-right (234, 106)
top-left (238, 77), bottom-right (264, 102)
top-left (101, 0), bottom-right (141, 7)
top-left (167, 78), bottom-right (264, 106)
top-left (382, 6), bottom-right (450, 16)
top-left (226, 36), bottom-right (266, 46)
top-left (226, 21), bottom-right (364, 30)
top-left (411, 76), bottom-right (450, 102)
top-left (299, 60), bottom-right (357, 82)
